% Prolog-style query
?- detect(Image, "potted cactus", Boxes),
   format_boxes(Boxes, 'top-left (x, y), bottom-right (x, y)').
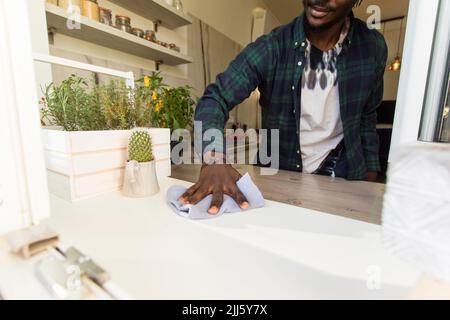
top-left (123, 130), bottom-right (160, 198)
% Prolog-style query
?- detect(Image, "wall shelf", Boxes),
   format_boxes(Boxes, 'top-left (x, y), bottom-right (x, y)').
top-left (108, 0), bottom-right (193, 30)
top-left (45, 3), bottom-right (192, 66)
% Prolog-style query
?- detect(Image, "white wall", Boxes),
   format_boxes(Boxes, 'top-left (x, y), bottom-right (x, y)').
top-left (183, 0), bottom-right (280, 47)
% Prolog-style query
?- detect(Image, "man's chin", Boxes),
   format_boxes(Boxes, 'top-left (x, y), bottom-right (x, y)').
top-left (305, 14), bottom-right (339, 31)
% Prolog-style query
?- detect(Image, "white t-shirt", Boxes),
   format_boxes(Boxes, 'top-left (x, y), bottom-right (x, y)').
top-left (300, 20), bottom-right (350, 174)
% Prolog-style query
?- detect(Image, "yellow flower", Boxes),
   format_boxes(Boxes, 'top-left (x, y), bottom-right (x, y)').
top-left (144, 75), bottom-right (151, 87)
top-left (152, 91), bottom-right (157, 101)
top-left (155, 100), bottom-right (164, 112)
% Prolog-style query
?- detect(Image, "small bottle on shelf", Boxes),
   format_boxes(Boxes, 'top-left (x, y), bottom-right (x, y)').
top-left (99, 7), bottom-right (113, 26)
top-left (173, 0), bottom-right (184, 12)
top-left (131, 28), bottom-right (145, 38)
top-left (115, 15), bottom-right (132, 33)
top-left (81, 0), bottom-right (100, 22)
top-left (144, 30), bottom-right (157, 43)
top-left (59, 0), bottom-right (81, 12)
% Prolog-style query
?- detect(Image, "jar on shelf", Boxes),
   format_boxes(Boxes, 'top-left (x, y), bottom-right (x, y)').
top-left (173, 0), bottom-right (184, 12)
top-left (81, 0), bottom-right (99, 22)
top-left (144, 30), bottom-right (157, 42)
top-left (169, 43), bottom-right (181, 52)
top-left (131, 28), bottom-right (145, 38)
top-left (115, 15), bottom-right (132, 33)
top-left (59, 0), bottom-right (81, 11)
top-left (99, 7), bottom-right (112, 26)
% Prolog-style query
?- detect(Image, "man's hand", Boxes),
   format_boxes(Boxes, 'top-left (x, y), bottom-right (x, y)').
top-left (366, 171), bottom-right (378, 182)
top-left (179, 164), bottom-right (250, 215)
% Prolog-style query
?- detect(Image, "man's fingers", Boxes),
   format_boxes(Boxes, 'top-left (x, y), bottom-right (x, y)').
top-left (179, 184), bottom-right (199, 203)
top-left (188, 188), bottom-right (210, 205)
top-left (208, 190), bottom-right (224, 215)
top-left (231, 189), bottom-right (250, 210)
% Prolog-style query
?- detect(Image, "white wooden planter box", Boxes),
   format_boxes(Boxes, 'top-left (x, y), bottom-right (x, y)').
top-left (42, 128), bottom-right (171, 202)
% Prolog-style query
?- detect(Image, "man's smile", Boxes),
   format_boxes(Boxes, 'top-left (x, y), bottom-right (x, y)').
top-left (309, 5), bottom-right (332, 19)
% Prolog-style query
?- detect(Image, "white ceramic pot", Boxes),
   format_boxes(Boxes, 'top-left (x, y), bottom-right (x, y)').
top-left (123, 160), bottom-right (160, 198)
top-left (42, 128), bottom-right (171, 202)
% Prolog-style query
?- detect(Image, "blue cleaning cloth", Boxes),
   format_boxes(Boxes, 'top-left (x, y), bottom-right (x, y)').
top-left (167, 173), bottom-right (265, 219)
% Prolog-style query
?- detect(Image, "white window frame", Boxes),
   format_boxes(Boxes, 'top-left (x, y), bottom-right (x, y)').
top-left (389, 0), bottom-right (441, 159)
top-left (0, 0), bottom-right (51, 234)
top-left (418, 0), bottom-right (450, 142)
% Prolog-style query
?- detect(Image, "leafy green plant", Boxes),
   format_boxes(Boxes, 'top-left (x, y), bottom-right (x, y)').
top-left (40, 75), bottom-right (106, 131)
top-left (128, 130), bottom-right (153, 163)
top-left (133, 72), bottom-right (168, 128)
top-left (135, 72), bottom-right (195, 131)
top-left (97, 80), bottom-right (134, 130)
top-left (40, 72), bottom-right (196, 132)
top-left (132, 84), bottom-right (152, 128)
top-left (151, 86), bottom-right (196, 131)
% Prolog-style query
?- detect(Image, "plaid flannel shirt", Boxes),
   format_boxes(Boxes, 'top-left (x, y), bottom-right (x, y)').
top-left (194, 12), bottom-right (388, 180)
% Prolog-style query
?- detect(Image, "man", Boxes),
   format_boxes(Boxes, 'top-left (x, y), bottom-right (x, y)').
top-left (180, 0), bottom-right (387, 214)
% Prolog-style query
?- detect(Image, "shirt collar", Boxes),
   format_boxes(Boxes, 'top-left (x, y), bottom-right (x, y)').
top-left (294, 11), bottom-right (356, 50)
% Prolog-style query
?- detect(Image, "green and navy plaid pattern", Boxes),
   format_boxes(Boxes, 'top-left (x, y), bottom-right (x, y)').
top-left (195, 12), bottom-right (387, 180)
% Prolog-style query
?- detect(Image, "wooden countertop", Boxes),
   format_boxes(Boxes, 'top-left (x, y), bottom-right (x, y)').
top-left (171, 164), bottom-right (386, 225)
